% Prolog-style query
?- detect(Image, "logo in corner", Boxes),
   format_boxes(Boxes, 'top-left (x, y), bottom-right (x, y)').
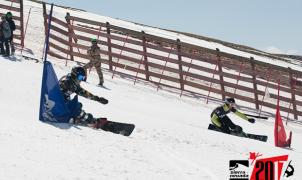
top-left (229, 160), bottom-right (249, 180)
top-left (228, 152), bottom-right (294, 180)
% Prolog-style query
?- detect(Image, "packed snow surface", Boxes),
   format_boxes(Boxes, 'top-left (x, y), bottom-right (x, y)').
top-left (0, 57), bottom-right (301, 180)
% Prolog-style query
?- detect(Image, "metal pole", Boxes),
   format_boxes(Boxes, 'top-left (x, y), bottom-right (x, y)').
top-left (111, 34), bottom-right (130, 79)
top-left (233, 61), bottom-right (244, 94)
top-left (20, 7), bottom-right (31, 54)
top-left (133, 54), bottom-right (145, 85)
top-left (180, 50), bottom-right (194, 97)
top-left (156, 46), bottom-right (173, 91)
top-left (258, 67), bottom-right (272, 116)
top-left (206, 61), bottom-right (219, 104)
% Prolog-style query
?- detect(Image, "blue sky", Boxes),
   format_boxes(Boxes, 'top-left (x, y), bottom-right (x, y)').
top-left (48, 0), bottom-right (302, 55)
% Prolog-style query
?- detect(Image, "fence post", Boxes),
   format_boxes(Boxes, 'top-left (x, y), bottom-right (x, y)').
top-left (141, 31), bottom-right (150, 81)
top-left (106, 22), bottom-right (113, 71)
top-left (43, 3), bottom-right (54, 62)
top-left (65, 12), bottom-right (74, 61)
top-left (288, 67), bottom-right (298, 120)
top-left (176, 39), bottom-right (184, 91)
top-left (216, 48), bottom-right (225, 101)
top-left (250, 57), bottom-right (259, 110)
top-left (20, 0), bottom-right (24, 47)
top-left (41, 2), bottom-right (48, 60)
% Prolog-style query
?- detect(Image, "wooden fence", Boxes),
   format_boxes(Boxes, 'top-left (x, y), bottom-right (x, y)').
top-left (42, 3), bottom-right (302, 123)
top-left (0, 0), bottom-right (24, 47)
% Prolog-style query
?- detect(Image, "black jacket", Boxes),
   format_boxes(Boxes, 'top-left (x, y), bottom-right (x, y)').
top-left (6, 18), bottom-right (15, 32)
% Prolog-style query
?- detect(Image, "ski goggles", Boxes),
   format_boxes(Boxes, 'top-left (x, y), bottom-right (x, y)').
top-left (229, 102), bottom-right (236, 107)
top-left (77, 75), bottom-right (86, 81)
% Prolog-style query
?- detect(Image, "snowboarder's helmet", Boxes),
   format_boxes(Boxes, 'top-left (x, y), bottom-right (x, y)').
top-left (6, 12), bottom-right (12, 18)
top-left (225, 97), bottom-right (235, 104)
top-left (71, 66), bottom-right (86, 81)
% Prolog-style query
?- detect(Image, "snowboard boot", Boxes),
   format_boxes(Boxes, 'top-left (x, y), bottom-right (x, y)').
top-left (94, 118), bottom-right (109, 129)
top-left (98, 82), bottom-right (103, 87)
top-left (11, 45), bottom-right (15, 55)
top-left (233, 125), bottom-right (243, 133)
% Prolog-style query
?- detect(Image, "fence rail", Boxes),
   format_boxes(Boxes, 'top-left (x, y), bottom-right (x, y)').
top-left (42, 3), bottom-right (302, 122)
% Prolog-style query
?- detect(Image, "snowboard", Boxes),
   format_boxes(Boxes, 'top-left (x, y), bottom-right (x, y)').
top-left (97, 84), bottom-right (110, 90)
top-left (95, 119), bottom-right (135, 136)
top-left (20, 54), bottom-right (40, 63)
top-left (208, 124), bottom-right (268, 142)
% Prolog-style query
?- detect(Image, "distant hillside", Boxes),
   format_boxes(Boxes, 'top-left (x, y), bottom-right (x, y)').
top-left (169, 30), bottom-right (302, 63)
top-left (125, 20), bottom-right (301, 64)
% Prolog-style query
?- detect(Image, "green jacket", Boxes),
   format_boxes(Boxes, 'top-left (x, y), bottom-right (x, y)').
top-left (211, 103), bottom-right (249, 127)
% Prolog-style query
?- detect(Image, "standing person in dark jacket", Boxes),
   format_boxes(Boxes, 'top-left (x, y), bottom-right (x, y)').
top-left (210, 98), bottom-right (255, 134)
top-left (6, 12), bottom-right (15, 55)
top-left (59, 66), bottom-right (109, 128)
top-left (0, 15), bottom-right (11, 56)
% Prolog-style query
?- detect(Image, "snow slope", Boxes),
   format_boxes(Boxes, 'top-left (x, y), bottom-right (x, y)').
top-left (0, 56), bottom-right (302, 180)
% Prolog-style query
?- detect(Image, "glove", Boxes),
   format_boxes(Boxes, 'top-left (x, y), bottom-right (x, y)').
top-left (94, 96), bottom-right (108, 104)
top-left (233, 125), bottom-right (243, 133)
top-left (248, 118), bottom-right (255, 123)
top-left (98, 97), bottom-right (108, 104)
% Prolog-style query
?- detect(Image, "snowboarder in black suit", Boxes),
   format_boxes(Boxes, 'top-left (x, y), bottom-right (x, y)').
top-left (0, 15), bottom-right (11, 56)
top-left (6, 12), bottom-right (16, 55)
top-left (59, 66), bottom-right (108, 128)
top-left (210, 98), bottom-right (255, 134)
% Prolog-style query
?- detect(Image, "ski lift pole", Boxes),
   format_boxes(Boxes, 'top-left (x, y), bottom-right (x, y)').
top-left (20, 7), bottom-right (32, 55)
top-left (206, 61), bottom-right (219, 104)
top-left (111, 34), bottom-right (130, 79)
top-left (180, 50), bottom-right (195, 97)
top-left (233, 61), bottom-right (244, 94)
top-left (156, 46), bottom-right (174, 91)
top-left (259, 68), bottom-right (272, 116)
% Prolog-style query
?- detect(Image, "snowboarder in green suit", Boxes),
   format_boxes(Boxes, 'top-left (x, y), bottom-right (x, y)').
top-left (210, 98), bottom-right (255, 134)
